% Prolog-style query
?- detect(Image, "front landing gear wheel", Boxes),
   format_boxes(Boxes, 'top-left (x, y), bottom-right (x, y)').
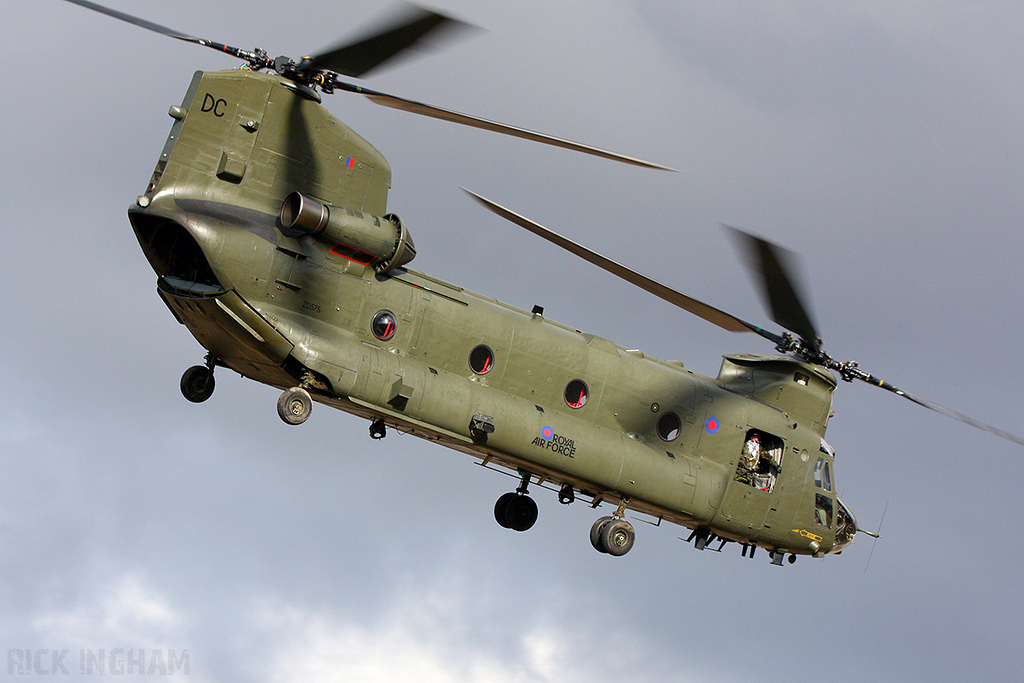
top-left (494, 492), bottom-right (517, 529)
top-left (277, 387), bottom-right (312, 425)
top-left (494, 493), bottom-right (537, 531)
top-left (590, 517), bottom-right (635, 555)
top-left (590, 516), bottom-right (614, 553)
top-left (180, 365), bottom-right (215, 403)
top-left (505, 494), bottom-right (538, 531)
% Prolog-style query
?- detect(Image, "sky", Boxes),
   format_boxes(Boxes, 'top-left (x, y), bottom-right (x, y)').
top-left (2, 0), bottom-right (1023, 681)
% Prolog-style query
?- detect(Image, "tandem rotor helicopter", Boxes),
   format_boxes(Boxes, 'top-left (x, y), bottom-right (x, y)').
top-left (65, 0), bottom-right (1023, 565)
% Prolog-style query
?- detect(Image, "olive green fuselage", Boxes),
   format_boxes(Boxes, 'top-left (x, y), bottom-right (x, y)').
top-left (129, 69), bottom-right (855, 559)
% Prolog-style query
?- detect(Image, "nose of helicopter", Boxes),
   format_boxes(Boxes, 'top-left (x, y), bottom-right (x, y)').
top-left (832, 496), bottom-right (857, 553)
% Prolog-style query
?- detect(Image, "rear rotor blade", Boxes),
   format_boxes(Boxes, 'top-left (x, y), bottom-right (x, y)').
top-left (62, 0), bottom-right (199, 42)
top-left (63, 0), bottom-right (675, 171)
top-left (464, 189), bottom-right (773, 335)
top-left (347, 86), bottom-right (676, 171)
top-left (306, 7), bottom-right (473, 78)
top-left (725, 225), bottom-right (820, 351)
top-left (62, 0), bottom-right (262, 64)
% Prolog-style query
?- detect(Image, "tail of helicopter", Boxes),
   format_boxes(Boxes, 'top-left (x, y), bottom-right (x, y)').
top-left (129, 68), bottom-right (406, 388)
top-left (134, 68), bottom-right (394, 226)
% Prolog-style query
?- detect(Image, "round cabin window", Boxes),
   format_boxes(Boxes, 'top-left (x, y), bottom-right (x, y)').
top-left (657, 412), bottom-right (682, 441)
top-left (564, 379), bottom-right (589, 409)
top-left (371, 310), bottom-right (397, 341)
top-left (469, 345), bottom-right (494, 374)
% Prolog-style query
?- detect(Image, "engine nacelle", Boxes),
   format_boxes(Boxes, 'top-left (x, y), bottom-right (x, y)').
top-left (280, 191), bottom-right (416, 272)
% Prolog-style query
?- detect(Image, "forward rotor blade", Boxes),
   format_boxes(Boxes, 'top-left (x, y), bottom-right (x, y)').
top-left (903, 392), bottom-right (1024, 447)
top-left (842, 365), bottom-right (1024, 447)
top-left (344, 85), bottom-right (676, 171)
top-left (465, 189), bottom-right (773, 336)
top-left (307, 7), bottom-right (473, 78)
top-left (725, 225), bottom-right (820, 351)
top-left (897, 390), bottom-right (1024, 447)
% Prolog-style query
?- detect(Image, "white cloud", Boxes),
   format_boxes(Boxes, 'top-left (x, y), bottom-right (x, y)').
top-left (30, 573), bottom-right (184, 649)
top-left (256, 598), bottom-right (685, 683)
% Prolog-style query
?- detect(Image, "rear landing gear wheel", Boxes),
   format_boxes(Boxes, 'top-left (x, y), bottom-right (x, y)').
top-left (601, 519), bottom-right (635, 556)
top-left (277, 387), bottom-right (312, 425)
top-left (180, 365), bottom-right (215, 403)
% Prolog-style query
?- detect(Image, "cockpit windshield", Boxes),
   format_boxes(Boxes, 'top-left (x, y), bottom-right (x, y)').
top-left (832, 497), bottom-right (857, 553)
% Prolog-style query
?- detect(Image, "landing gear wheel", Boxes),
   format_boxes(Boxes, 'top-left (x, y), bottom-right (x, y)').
top-left (494, 492), bottom-right (517, 529)
top-left (277, 387), bottom-right (312, 425)
top-left (180, 365), bottom-right (215, 403)
top-left (590, 516), bottom-right (614, 553)
top-left (503, 494), bottom-right (538, 532)
top-left (601, 519), bottom-right (636, 556)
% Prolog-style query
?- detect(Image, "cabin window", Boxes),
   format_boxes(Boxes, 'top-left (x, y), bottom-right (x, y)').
top-left (370, 310), bottom-right (397, 341)
top-left (814, 458), bottom-right (832, 492)
top-left (564, 380), bottom-right (589, 409)
top-left (469, 345), bottom-right (494, 374)
top-left (734, 429), bottom-right (784, 492)
top-left (657, 412), bottom-right (681, 441)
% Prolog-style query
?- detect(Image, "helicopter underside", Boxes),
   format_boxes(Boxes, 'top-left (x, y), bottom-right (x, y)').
top-left (157, 277), bottom-right (295, 389)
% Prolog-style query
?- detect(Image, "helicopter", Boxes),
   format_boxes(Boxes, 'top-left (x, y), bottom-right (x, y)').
top-left (62, 0), bottom-right (1024, 566)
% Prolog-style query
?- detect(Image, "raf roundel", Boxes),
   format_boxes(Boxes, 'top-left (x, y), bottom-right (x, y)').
top-left (541, 426), bottom-right (554, 441)
top-left (705, 417), bottom-right (720, 434)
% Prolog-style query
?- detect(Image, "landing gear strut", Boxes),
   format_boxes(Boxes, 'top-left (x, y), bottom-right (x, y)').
top-left (180, 354), bottom-right (216, 403)
top-left (494, 472), bottom-right (538, 532)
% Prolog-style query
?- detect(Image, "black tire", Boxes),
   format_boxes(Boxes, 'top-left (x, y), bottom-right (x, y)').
top-left (277, 387), bottom-right (312, 425)
top-left (590, 516), bottom-right (614, 553)
top-left (504, 494), bottom-right (538, 532)
top-left (180, 365), bottom-right (215, 403)
top-left (601, 519), bottom-right (635, 556)
top-left (494, 492), bottom-right (517, 529)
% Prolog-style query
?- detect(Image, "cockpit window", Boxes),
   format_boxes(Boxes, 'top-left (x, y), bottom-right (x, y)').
top-left (734, 430), bottom-right (784, 493)
top-left (814, 458), bottom-right (832, 492)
